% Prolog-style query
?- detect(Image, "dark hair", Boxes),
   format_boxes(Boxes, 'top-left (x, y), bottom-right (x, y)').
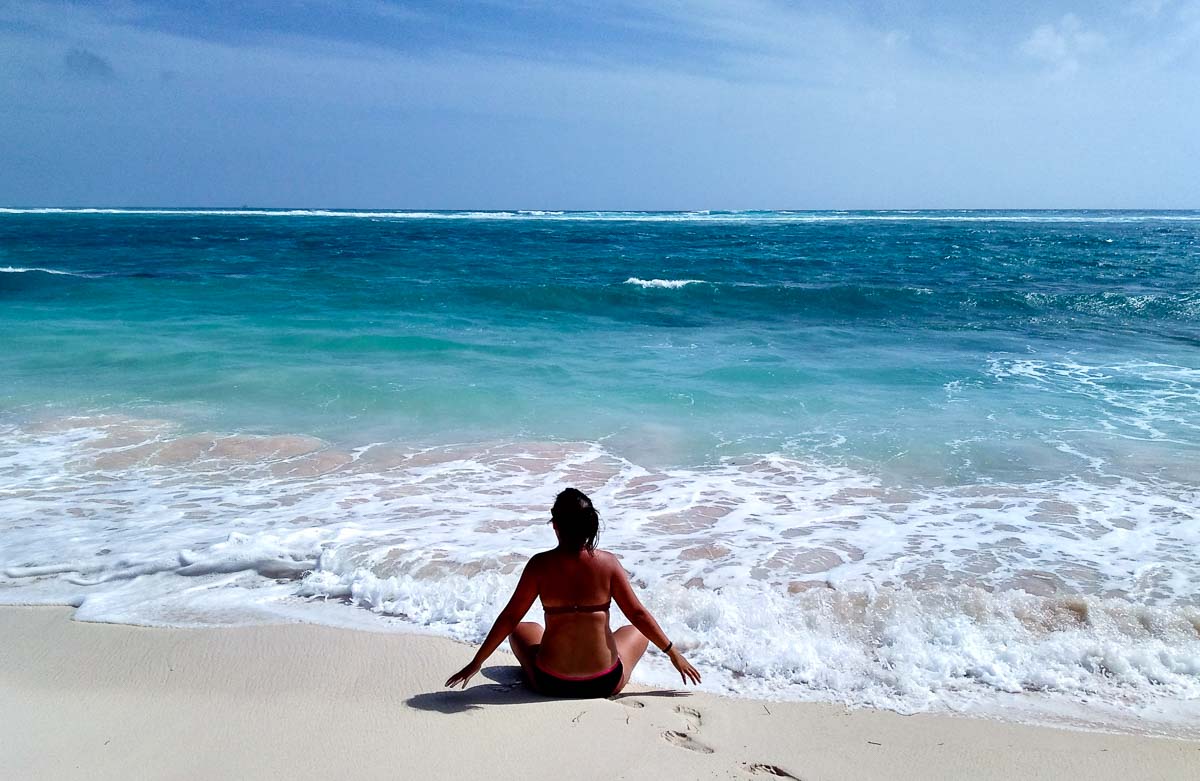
top-left (551, 487), bottom-right (600, 553)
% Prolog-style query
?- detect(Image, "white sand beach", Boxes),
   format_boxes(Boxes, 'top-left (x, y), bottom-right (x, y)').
top-left (2, 607), bottom-right (1196, 780)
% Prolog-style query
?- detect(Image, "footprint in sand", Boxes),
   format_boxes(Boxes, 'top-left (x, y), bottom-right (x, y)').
top-left (616, 698), bottom-right (645, 709)
top-left (662, 730), bottom-right (714, 754)
top-left (674, 705), bottom-right (702, 731)
top-left (739, 762), bottom-right (801, 779)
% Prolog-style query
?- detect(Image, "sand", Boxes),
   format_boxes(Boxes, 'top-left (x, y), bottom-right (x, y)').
top-left (1, 606), bottom-right (1197, 780)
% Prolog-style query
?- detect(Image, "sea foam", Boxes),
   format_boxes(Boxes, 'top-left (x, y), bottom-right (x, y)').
top-left (624, 277), bottom-right (707, 288)
top-left (1, 414), bottom-right (1198, 735)
top-left (4, 208), bottom-right (1200, 223)
top-left (0, 266), bottom-right (93, 277)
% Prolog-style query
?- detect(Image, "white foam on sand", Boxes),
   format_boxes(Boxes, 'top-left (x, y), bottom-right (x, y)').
top-left (1, 414), bottom-right (1198, 734)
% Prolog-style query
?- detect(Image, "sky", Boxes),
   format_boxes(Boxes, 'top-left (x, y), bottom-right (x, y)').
top-left (1, 0), bottom-right (1198, 209)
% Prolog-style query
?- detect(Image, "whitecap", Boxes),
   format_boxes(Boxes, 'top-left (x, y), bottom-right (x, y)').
top-left (624, 277), bottom-right (707, 289)
top-left (4, 208), bottom-right (1200, 223)
top-left (0, 265), bottom-right (93, 277)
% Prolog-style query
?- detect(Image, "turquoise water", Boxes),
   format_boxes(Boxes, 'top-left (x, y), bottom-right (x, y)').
top-left (3, 209), bottom-right (1199, 729)
top-left (4, 209), bottom-right (1198, 478)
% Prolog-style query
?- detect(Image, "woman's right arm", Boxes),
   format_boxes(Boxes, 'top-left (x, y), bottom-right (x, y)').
top-left (445, 555), bottom-right (540, 689)
top-left (609, 556), bottom-right (701, 685)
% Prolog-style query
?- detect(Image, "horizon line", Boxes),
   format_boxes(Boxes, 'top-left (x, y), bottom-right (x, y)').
top-left (3, 206), bottom-right (1199, 213)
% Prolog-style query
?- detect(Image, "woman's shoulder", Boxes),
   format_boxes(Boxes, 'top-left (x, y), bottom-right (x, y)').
top-left (590, 549), bottom-right (622, 569)
top-left (531, 548), bottom-right (619, 566)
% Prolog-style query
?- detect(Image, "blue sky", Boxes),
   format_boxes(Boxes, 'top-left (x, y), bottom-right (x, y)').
top-left (1, 1), bottom-right (1198, 208)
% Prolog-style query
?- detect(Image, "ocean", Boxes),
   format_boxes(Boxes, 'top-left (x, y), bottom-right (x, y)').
top-left (2, 209), bottom-right (1198, 733)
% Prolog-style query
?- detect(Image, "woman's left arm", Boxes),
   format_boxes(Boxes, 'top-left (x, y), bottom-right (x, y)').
top-left (445, 556), bottom-right (540, 689)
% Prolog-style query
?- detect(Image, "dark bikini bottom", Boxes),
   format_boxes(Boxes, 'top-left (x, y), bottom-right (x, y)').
top-left (532, 658), bottom-right (624, 699)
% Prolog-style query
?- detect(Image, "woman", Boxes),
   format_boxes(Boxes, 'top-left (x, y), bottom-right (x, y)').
top-left (445, 488), bottom-right (701, 698)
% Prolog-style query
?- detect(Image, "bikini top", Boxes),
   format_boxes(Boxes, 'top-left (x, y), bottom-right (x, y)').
top-left (542, 600), bottom-right (611, 616)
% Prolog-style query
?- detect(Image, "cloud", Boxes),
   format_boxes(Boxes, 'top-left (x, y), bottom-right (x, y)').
top-left (63, 47), bottom-right (115, 80)
top-left (2, 1), bottom-right (1198, 208)
top-left (1125, 0), bottom-right (1170, 19)
top-left (883, 30), bottom-right (910, 50)
top-left (1019, 14), bottom-right (1106, 79)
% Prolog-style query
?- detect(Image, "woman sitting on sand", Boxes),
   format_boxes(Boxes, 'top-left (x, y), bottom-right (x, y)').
top-left (446, 488), bottom-right (701, 698)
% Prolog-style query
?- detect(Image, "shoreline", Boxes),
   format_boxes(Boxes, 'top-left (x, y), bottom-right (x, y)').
top-left (6, 410), bottom-right (1199, 732)
top-left (3, 606), bottom-right (1197, 780)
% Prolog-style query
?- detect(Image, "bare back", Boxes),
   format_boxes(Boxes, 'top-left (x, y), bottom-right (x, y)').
top-left (531, 548), bottom-right (621, 676)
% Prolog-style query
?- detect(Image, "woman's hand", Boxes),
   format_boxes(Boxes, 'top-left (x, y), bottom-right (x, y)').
top-left (445, 660), bottom-right (482, 689)
top-left (668, 647), bottom-right (701, 685)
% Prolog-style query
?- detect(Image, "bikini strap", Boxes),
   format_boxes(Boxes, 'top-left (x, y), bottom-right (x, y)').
top-left (543, 601), bottom-right (611, 615)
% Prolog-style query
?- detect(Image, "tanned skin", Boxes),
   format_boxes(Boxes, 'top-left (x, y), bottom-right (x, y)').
top-left (445, 523), bottom-right (701, 693)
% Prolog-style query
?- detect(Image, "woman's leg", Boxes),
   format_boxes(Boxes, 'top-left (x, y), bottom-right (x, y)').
top-left (612, 625), bottom-right (650, 694)
top-left (508, 621), bottom-right (544, 689)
